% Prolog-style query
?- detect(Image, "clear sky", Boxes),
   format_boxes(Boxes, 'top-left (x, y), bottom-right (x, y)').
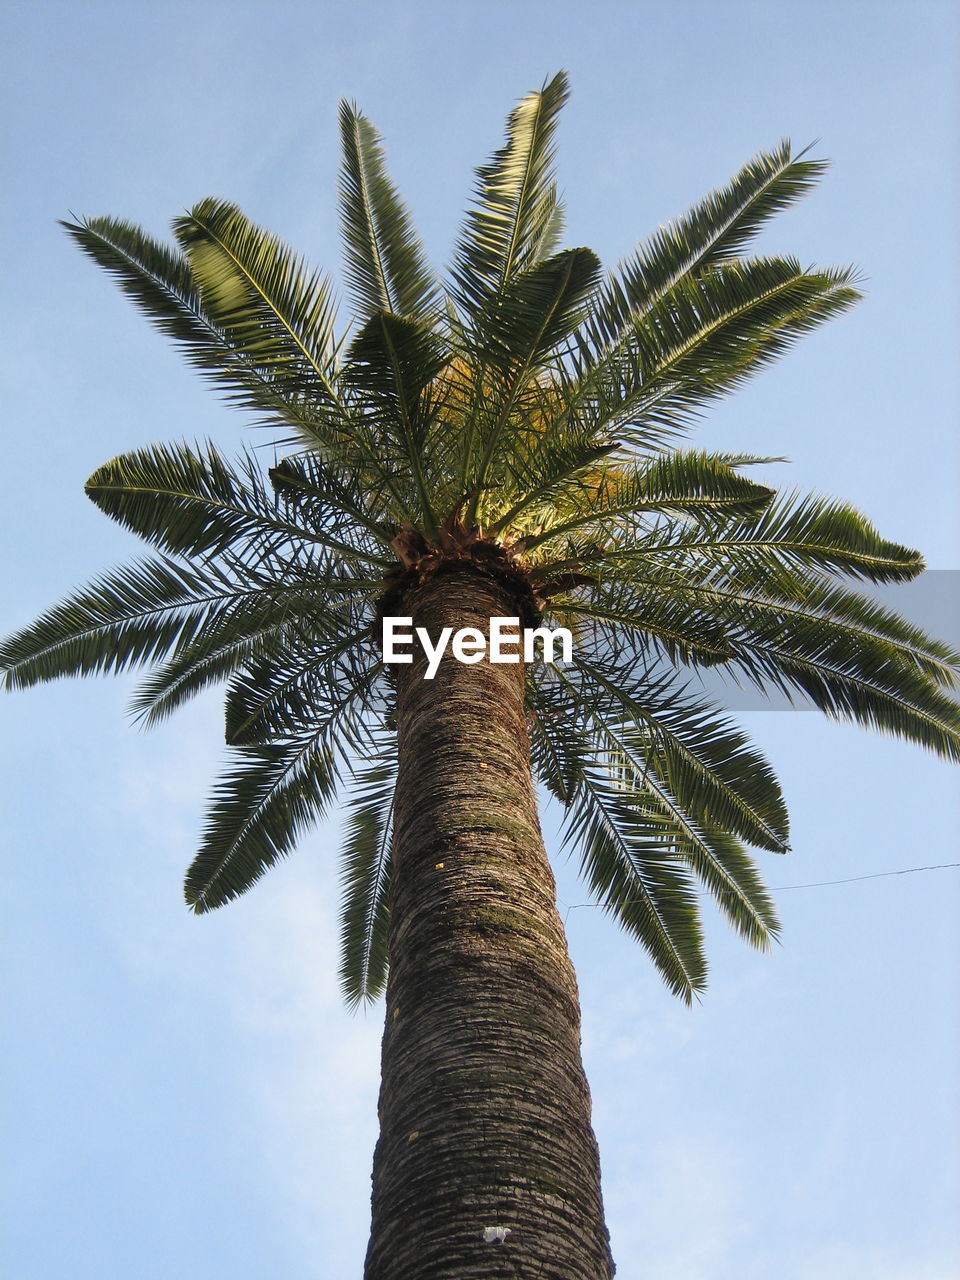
top-left (2, 3), bottom-right (958, 1278)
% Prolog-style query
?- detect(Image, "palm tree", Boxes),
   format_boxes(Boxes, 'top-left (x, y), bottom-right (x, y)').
top-left (3, 72), bottom-right (959, 1278)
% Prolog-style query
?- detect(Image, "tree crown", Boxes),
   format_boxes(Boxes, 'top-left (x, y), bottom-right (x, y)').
top-left (4, 72), bottom-right (958, 1005)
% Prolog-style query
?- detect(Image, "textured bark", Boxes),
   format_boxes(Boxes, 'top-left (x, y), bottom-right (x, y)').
top-left (364, 566), bottom-right (614, 1279)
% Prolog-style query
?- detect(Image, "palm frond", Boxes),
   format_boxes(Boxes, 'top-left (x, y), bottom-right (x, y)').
top-left (185, 737), bottom-right (337, 913)
top-left (85, 440), bottom-right (391, 570)
top-left (568, 780), bottom-right (705, 996)
top-left (530, 690), bottom-right (707, 999)
top-left (533, 665), bottom-right (782, 956)
top-left (542, 577), bottom-right (736, 667)
top-left (123, 548), bottom-right (376, 725)
top-left (598, 718), bottom-right (780, 949)
top-left (464, 247), bottom-right (602, 515)
top-left (62, 216), bottom-right (344, 447)
top-left (223, 627), bottom-right (379, 747)
top-left (592, 140), bottom-right (829, 342)
top-left (267, 452), bottom-right (400, 550)
top-left (338, 753), bottom-right (397, 1008)
top-left (513, 450), bottom-right (774, 547)
top-left (527, 676), bottom-right (592, 806)
top-left (561, 656), bottom-right (790, 852)
top-left (567, 777), bottom-right (706, 1002)
top-left (703, 584), bottom-right (960, 759)
top-left (572, 258), bottom-right (861, 444)
top-left (472, 247), bottom-right (601, 371)
top-left (486, 433), bottom-right (617, 536)
top-left (450, 71), bottom-right (569, 312)
top-left (338, 102), bottom-right (440, 321)
top-left (130, 604), bottom-right (297, 727)
top-left (343, 312), bottom-right (450, 530)
top-left (0, 557), bottom-right (242, 690)
top-left (629, 490), bottom-right (925, 586)
top-left (62, 215), bottom-right (217, 348)
top-left (185, 644), bottom-right (392, 913)
top-left (173, 198), bottom-right (341, 411)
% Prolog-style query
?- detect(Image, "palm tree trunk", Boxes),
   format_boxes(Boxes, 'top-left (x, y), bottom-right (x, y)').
top-left (364, 566), bottom-right (614, 1279)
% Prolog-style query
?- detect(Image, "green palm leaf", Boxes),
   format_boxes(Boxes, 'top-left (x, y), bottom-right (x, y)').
top-left (471, 246), bottom-right (601, 372)
top-left (632, 490), bottom-right (925, 586)
top-left (338, 754), bottom-right (397, 1008)
top-left (343, 311), bottom-right (450, 530)
top-left (592, 140), bottom-right (829, 343)
top-left (84, 440), bottom-right (389, 569)
top-left (532, 671), bottom-right (780, 969)
top-left (62, 215), bottom-right (343, 448)
top-left (223, 628), bottom-right (378, 747)
top-left (485, 433), bottom-right (616, 536)
top-left (546, 577), bottom-right (736, 667)
top-left (124, 561), bottom-right (371, 728)
top-left (560, 657), bottom-right (790, 852)
top-left (0, 556), bottom-right (241, 689)
top-left (549, 726), bottom-right (707, 1000)
top-left (708, 585), bottom-right (960, 759)
top-left (173, 198), bottom-right (341, 411)
top-left (338, 102), bottom-right (440, 321)
top-left (185, 737), bottom-right (338, 913)
top-left (460, 247), bottom-right (602, 517)
top-left (572, 258), bottom-right (860, 444)
top-left (597, 718), bottom-right (780, 949)
top-left (62, 215), bottom-right (218, 350)
top-left (512, 450), bottom-right (775, 546)
top-left (267, 452), bottom-right (400, 549)
top-left (450, 70), bottom-right (568, 312)
top-left (530, 685), bottom-right (705, 998)
top-left (129, 604), bottom-right (299, 728)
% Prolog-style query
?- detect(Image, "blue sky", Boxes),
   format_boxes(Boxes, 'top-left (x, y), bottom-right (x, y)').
top-left (2, 3), bottom-right (958, 1277)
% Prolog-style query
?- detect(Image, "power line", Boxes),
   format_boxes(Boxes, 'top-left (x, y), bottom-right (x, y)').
top-left (770, 862), bottom-right (960, 891)
top-left (559, 862), bottom-right (960, 923)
